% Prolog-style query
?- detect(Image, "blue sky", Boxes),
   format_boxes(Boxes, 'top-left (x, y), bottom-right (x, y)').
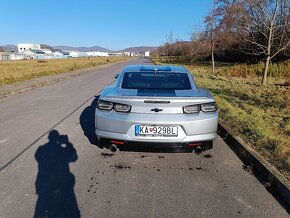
top-left (0, 0), bottom-right (211, 50)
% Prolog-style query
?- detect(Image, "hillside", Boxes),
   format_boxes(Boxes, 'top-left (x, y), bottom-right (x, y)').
top-left (52, 45), bottom-right (111, 52)
top-left (1, 44), bottom-right (158, 53)
top-left (119, 46), bottom-right (158, 53)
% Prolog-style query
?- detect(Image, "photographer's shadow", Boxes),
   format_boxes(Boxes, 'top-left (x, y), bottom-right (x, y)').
top-left (34, 130), bottom-right (80, 218)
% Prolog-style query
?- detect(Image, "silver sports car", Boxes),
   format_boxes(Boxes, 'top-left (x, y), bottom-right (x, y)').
top-left (95, 65), bottom-right (218, 154)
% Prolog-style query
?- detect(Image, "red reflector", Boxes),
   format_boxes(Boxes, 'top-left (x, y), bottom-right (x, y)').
top-left (110, 140), bottom-right (124, 145)
top-left (187, 143), bottom-right (202, 147)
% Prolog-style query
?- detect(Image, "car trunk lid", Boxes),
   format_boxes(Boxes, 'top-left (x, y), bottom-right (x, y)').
top-left (101, 86), bottom-right (214, 114)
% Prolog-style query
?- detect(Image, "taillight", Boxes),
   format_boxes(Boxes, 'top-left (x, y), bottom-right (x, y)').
top-left (97, 100), bottom-right (131, 113)
top-left (114, 103), bottom-right (131, 113)
top-left (201, 103), bottom-right (217, 112)
top-left (97, 100), bottom-right (113, 110)
top-left (183, 105), bottom-right (200, 114)
top-left (183, 102), bottom-right (217, 114)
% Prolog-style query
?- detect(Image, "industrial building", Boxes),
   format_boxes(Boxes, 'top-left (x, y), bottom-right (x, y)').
top-left (18, 43), bottom-right (41, 52)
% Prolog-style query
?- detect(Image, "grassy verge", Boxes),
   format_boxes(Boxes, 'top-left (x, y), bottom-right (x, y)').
top-left (0, 56), bottom-right (130, 85)
top-left (153, 57), bottom-right (290, 180)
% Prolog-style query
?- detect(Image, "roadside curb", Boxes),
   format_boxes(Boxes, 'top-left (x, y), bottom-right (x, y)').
top-left (218, 120), bottom-right (290, 210)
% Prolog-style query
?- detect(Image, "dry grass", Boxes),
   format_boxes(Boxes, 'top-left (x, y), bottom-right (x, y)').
top-left (153, 57), bottom-right (290, 179)
top-left (0, 57), bottom-right (130, 85)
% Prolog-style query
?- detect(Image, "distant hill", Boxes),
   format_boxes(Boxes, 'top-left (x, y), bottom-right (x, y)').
top-left (2, 45), bottom-right (17, 52)
top-left (41, 44), bottom-right (55, 51)
top-left (0, 44), bottom-right (159, 53)
top-left (52, 45), bottom-right (110, 52)
top-left (119, 46), bottom-right (158, 53)
top-left (53, 45), bottom-right (158, 53)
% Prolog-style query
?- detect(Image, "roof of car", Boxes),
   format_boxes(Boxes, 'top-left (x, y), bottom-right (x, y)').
top-left (122, 65), bottom-right (188, 73)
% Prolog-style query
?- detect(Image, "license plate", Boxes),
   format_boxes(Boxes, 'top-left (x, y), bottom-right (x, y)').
top-left (135, 125), bottom-right (178, 137)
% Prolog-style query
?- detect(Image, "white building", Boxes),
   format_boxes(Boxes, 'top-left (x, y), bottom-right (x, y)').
top-left (109, 52), bottom-right (123, 56)
top-left (41, 49), bottom-right (53, 55)
top-left (69, 51), bottom-right (88, 58)
top-left (18, 43), bottom-right (41, 53)
top-left (40, 49), bottom-right (53, 59)
top-left (145, 51), bottom-right (150, 57)
top-left (0, 52), bottom-right (26, 61)
top-left (22, 50), bottom-right (45, 59)
top-left (53, 51), bottom-right (64, 58)
top-left (87, 51), bottom-right (109, 57)
top-left (10, 53), bottom-right (26, 60)
top-left (69, 51), bottom-right (78, 58)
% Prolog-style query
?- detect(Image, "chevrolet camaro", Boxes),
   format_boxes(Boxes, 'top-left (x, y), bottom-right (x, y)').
top-left (95, 65), bottom-right (218, 154)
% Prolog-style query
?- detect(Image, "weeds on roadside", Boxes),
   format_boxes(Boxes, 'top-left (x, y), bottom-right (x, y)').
top-left (0, 57), bottom-right (129, 85)
top-left (153, 58), bottom-right (290, 179)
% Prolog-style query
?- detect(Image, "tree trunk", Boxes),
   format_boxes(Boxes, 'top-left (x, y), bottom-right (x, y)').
top-left (262, 55), bottom-right (270, 85)
top-left (210, 0), bottom-right (215, 74)
top-left (211, 51), bottom-right (215, 74)
top-left (211, 36), bottom-right (215, 74)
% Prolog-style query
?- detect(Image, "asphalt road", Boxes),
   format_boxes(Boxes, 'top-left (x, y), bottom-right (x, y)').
top-left (0, 58), bottom-right (288, 218)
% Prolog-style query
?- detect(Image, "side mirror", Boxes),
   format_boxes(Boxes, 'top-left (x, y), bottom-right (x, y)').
top-left (114, 73), bottom-right (119, 79)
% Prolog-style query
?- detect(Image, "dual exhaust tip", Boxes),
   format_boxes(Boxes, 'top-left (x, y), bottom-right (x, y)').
top-left (108, 140), bottom-right (123, 153)
top-left (187, 143), bottom-right (203, 155)
top-left (193, 146), bottom-right (203, 155)
top-left (108, 142), bottom-right (203, 155)
top-left (108, 144), bottom-right (119, 153)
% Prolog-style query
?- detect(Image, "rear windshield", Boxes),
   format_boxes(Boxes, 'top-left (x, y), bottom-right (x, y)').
top-left (122, 72), bottom-right (192, 90)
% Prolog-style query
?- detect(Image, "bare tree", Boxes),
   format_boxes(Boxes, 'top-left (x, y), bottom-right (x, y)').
top-left (162, 30), bottom-right (174, 60)
top-left (204, 0), bottom-right (217, 73)
top-left (198, 0), bottom-right (252, 62)
top-left (238, 0), bottom-right (290, 85)
top-left (214, 0), bottom-right (244, 51)
top-left (191, 30), bottom-right (210, 58)
top-left (210, 0), bottom-right (215, 74)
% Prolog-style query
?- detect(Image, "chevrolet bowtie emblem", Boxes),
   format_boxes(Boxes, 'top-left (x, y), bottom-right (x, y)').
top-left (151, 108), bottom-right (163, 112)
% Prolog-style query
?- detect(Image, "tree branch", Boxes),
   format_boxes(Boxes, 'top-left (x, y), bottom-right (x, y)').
top-left (270, 39), bottom-right (290, 59)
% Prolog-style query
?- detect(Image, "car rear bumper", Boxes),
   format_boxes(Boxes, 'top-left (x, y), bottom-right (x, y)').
top-left (95, 110), bottom-right (218, 143)
top-left (96, 129), bottom-right (216, 143)
top-left (98, 138), bottom-right (213, 152)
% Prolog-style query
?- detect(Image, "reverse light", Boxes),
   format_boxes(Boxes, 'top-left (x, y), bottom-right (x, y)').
top-left (201, 102), bottom-right (217, 112)
top-left (97, 100), bottom-right (113, 110)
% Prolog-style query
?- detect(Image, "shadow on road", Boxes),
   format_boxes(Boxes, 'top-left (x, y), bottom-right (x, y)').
top-left (79, 96), bottom-right (103, 149)
top-left (34, 130), bottom-right (80, 218)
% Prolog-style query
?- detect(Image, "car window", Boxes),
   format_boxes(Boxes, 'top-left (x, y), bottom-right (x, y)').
top-left (122, 72), bottom-right (192, 90)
